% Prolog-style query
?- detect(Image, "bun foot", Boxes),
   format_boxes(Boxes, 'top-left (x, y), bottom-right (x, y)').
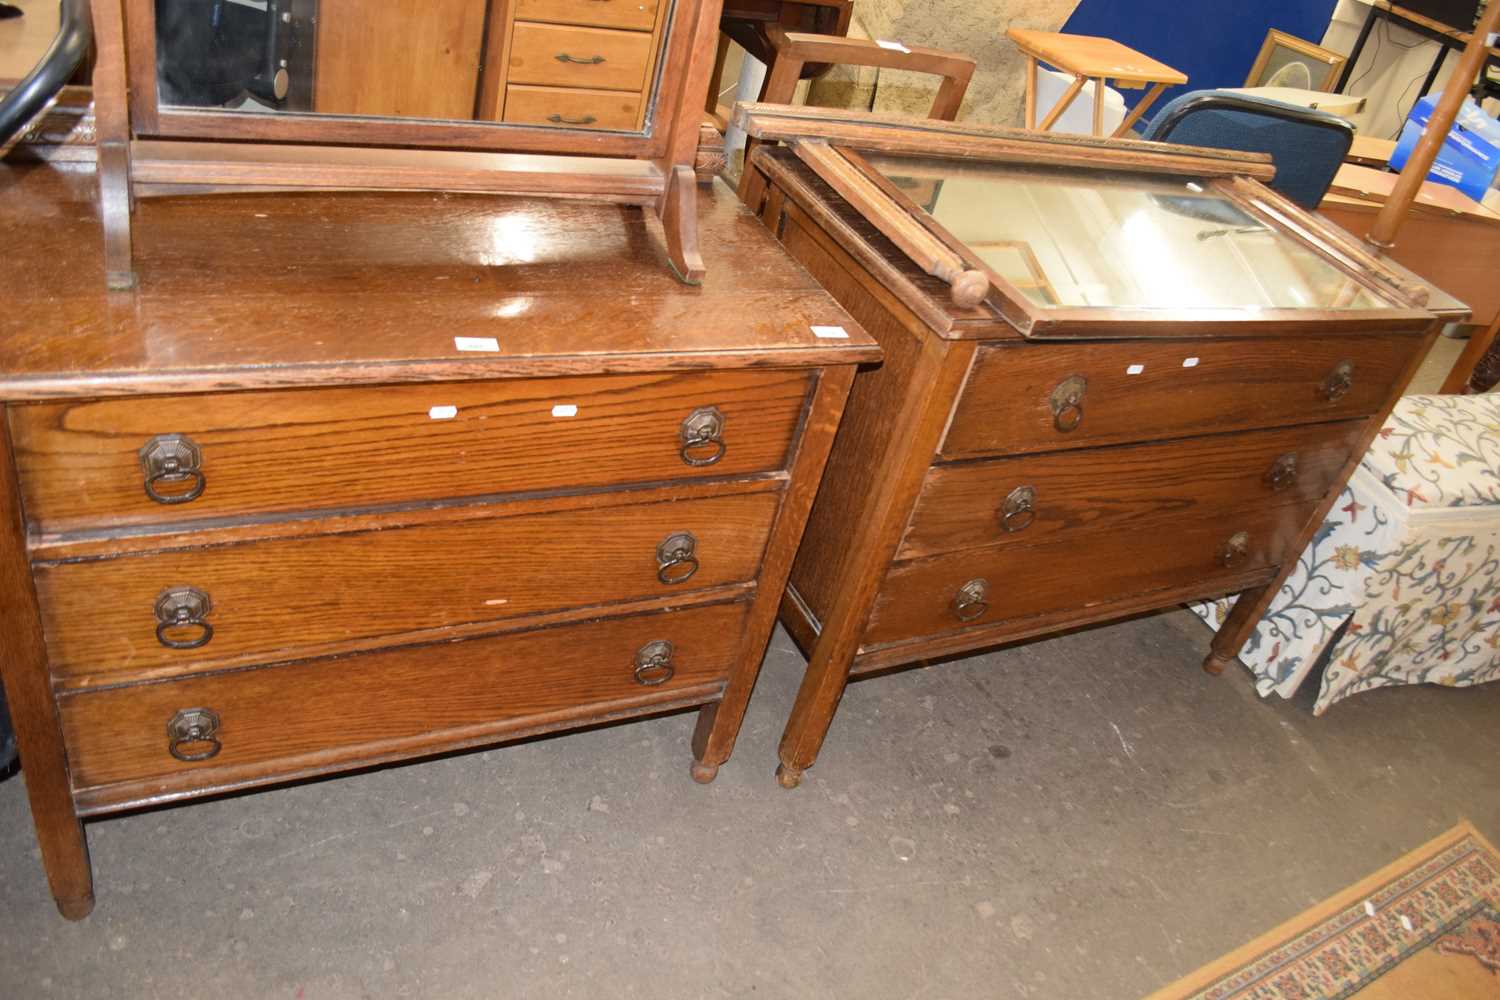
top-left (775, 763), bottom-right (803, 790)
top-left (1202, 652), bottom-right (1233, 677)
top-left (690, 760), bottom-right (720, 784)
top-left (55, 893), bottom-right (95, 921)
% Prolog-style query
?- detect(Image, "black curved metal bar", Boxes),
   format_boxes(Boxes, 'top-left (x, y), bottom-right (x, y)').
top-left (0, 0), bottom-right (92, 150)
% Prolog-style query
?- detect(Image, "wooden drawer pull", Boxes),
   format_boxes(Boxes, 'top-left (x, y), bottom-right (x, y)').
top-left (633, 639), bottom-right (675, 686)
top-left (1220, 531), bottom-right (1250, 568)
top-left (138, 433), bottom-right (206, 505)
top-left (1320, 360), bottom-right (1354, 403)
top-left (655, 531), bottom-right (700, 584)
top-left (166, 708), bottom-right (221, 762)
top-left (679, 406), bottom-right (726, 466)
top-left (1264, 452), bottom-right (1299, 492)
top-left (154, 586), bottom-right (214, 650)
top-left (1049, 375), bottom-right (1086, 433)
top-left (554, 52), bottom-right (606, 65)
top-left (1000, 485), bottom-right (1037, 533)
top-left (951, 578), bottom-right (990, 622)
top-left (547, 113), bottom-right (597, 125)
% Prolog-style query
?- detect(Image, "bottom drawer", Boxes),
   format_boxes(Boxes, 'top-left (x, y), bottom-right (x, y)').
top-left (503, 84), bottom-right (642, 129)
top-left (61, 601), bottom-right (748, 801)
top-left (864, 503), bottom-right (1319, 647)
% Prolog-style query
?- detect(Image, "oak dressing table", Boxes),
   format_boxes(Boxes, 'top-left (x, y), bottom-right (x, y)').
top-left (733, 107), bottom-right (1442, 789)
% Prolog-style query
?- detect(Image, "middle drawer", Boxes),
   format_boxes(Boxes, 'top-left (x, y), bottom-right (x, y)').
top-left (37, 488), bottom-right (779, 687)
top-left (507, 22), bottom-right (654, 91)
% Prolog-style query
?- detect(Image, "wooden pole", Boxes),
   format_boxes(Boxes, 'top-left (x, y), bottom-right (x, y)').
top-left (1366, 2), bottom-right (1500, 249)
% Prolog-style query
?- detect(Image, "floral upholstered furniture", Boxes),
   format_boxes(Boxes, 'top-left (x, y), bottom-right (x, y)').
top-left (1193, 393), bottom-right (1500, 713)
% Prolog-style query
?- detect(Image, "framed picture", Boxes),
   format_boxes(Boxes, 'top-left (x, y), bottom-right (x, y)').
top-left (1245, 30), bottom-right (1348, 92)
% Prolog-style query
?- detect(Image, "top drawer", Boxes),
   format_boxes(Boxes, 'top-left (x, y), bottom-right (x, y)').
top-left (942, 333), bottom-right (1423, 460)
top-left (515, 0), bottom-right (661, 31)
top-left (11, 370), bottom-right (810, 537)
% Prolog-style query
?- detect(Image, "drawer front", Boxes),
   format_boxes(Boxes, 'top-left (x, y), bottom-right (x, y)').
top-left (503, 84), bottom-right (641, 130)
top-left (12, 370), bottom-right (809, 535)
top-left (943, 334), bottom-right (1421, 459)
top-left (515, 0), bottom-right (660, 31)
top-left (508, 22), bottom-right (653, 91)
top-left (60, 601), bottom-right (747, 795)
top-left (900, 421), bottom-right (1365, 560)
top-left (38, 489), bottom-right (779, 685)
top-left (865, 502), bottom-right (1318, 647)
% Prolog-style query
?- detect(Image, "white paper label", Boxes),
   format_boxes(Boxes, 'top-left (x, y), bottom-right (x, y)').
top-left (876, 39), bottom-right (911, 53)
top-left (1182, 357), bottom-right (1200, 368)
top-left (428, 405), bottom-right (458, 420)
top-left (551, 404), bottom-right (579, 417)
top-left (1364, 901), bottom-right (1377, 917)
top-left (812, 325), bottom-right (850, 339)
top-left (1400, 915), bottom-right (1414, 932)
top-left (1126, 364), bottom-right (1145, 375)
top-left (454, 336), bottom-right (500, 353)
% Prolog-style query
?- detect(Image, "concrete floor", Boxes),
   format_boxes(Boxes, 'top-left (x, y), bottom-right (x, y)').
top-left (2, 610), bottom-right (1498, 999)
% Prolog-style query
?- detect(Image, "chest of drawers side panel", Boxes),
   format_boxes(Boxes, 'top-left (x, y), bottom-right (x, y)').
top-left (774, 202), bottom-right (968, 636)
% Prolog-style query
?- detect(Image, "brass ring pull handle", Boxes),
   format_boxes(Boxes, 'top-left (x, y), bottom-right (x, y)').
top-left (655, 531), bottom-right (700, 585)
top-left (951, 578), bottom-right (990, 623)
top-left (547, 113), bottom-right (597, 125)
top-left (1000, 485), bottom-right (1037, 533)
top-left (633, 640), bottom-right (675, 686)
top-left (679, 406), bottom-right (726, 467)
top-left (1220, 531), bottom-right (1250, 568)
top-left (154, 587), bottom-right (214, 650)
top-left (138, 433), bottom-right (205, 505)
top-left (1049, 375), bottom-right (1087, 433)
top-left (555, 53), bottom-right (606, 64)
top-left (167, 708), bottom-right (222, 762)
top-left (1320, 360), bottom-right (1354, 403)
top-left (1264, 453), bottom-right (1299, 492)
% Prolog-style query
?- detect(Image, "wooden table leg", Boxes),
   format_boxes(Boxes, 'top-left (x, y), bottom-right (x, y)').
top-left (1202, 582), bottom-right (1274, 676)
top-left (1439, 314), bottom-right (1500, 394)
top-left (1112, 81), bottom-right (1169, 138)
top-left (1036, 74), bottom-right (1086, 132)
top-left (689, 367), bottom-right (857, 783)
top-left (1092, 77), bottom-right (1105, 136)
top-left (0, 423), bottom-right (94, 919)
top-left (1025, 55), bottom-right (1038, 129)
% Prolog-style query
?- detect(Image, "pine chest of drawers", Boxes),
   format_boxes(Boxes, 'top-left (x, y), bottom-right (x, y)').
top-left (735, 115), bottom-right (1447, 789)
top-left (0, 164), bottom-right (876, 918)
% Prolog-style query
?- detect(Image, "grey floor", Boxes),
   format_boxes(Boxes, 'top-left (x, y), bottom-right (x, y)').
top-left (2, 610), bottom-right (1498, 1000)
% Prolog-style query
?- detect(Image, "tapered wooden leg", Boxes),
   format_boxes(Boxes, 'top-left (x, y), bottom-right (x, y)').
top-left (0, 423), bottom-right (94, 919)
top-left (1202, 583), bottom-right (1273, 677)
top-left (658, 164), bottom-right (705, 285)
top-left (689, 368), bottom-right (858, 780)
top-left (98, 142), bottom-right (136, 290)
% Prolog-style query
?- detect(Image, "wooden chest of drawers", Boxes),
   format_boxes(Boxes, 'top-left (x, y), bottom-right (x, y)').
top-left (0, 165), bottom-right (876, 918)
top-left (740, 138), bottom-right (1444, 790)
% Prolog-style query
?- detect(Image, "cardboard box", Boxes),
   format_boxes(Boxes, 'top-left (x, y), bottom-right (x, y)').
top-left (1390, 94), bottom-right (1500, 202)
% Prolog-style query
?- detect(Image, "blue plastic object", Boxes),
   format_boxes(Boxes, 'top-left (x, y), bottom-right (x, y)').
top-left (1389, 95), bottom-right (1500, 203)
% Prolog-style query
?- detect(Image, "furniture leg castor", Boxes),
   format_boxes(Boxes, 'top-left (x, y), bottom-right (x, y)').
top-left (1202, 652), bottom-right (1234, 676)
top-left (689, 759), bottom-right (720, 784)
top-left (775, 763), bottom-right (803, 789)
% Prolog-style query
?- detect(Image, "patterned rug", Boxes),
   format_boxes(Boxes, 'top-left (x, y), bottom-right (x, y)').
top-left (1146, 822), bottom-right (1500, 999)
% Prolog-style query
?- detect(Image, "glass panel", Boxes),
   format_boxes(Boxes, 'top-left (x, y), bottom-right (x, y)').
top-left (866, 152), bottom-right (1391, 311)
top-left (152, 0), bottom-right (670, 133)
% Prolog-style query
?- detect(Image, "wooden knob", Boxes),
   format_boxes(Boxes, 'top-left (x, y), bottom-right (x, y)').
top-left (950, 270), bottom-right (989, 310)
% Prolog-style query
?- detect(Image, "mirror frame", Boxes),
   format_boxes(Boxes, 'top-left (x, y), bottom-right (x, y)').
top-left (90, 0), bottom-right (724, 289)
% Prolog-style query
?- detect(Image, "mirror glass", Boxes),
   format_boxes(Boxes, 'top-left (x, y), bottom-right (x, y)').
top-left (866, 152), bottom-right (1391, 312)
top-left (153, 0), bottom-right (672, 132)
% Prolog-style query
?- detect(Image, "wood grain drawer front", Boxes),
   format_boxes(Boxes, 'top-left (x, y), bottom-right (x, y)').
top-left (503, 84), bottom-right (642, 129)
top-left (12, 371), bottom-right (809, 536)
top-left (60, 601), bottom-right (747, 797)
top-left (508, 23), bottom-right (653, 91)
top-left (900, 421), bottom-right (1365, 560)
top-left (943, 334), bottom-right (1422, 459)
top-left (515, 0), bottom-right (661, 31)
top-left (37, 490), bottom-right (779, 686)
top-left (865, 502), bottom-right (1317, 647)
